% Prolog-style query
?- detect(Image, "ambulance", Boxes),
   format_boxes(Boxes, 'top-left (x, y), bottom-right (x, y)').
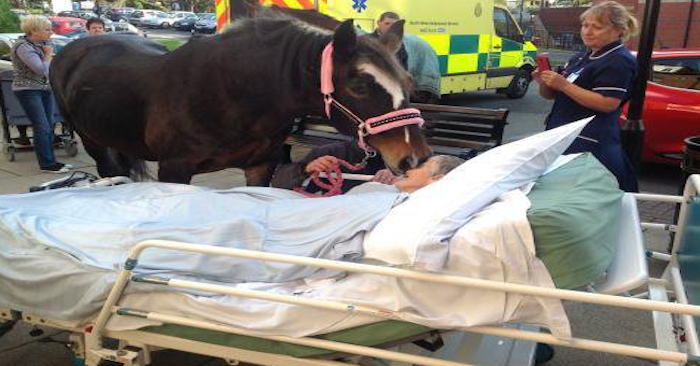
top-left (220, 0), bottom-right (538, 98)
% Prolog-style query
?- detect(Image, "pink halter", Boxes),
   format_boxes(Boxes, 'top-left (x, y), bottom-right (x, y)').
top-left (320, 42), bottom-right (424, 154)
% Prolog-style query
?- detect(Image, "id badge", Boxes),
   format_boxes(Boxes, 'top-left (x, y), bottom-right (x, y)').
top-left (566, 70), bottom-right (582, 83)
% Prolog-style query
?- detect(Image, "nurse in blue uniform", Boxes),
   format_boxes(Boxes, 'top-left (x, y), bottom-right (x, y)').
top-left (533, 1), bottom-right (640, 192)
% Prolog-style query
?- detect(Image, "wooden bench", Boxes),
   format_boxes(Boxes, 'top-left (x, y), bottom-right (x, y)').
top-left (284, 103), bottom-right (509, 161)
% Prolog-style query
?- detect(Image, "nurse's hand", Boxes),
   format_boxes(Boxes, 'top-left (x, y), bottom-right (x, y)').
top-left (531, 69), bottom-right (543, 84)
top-left (539, 70), bottom-right (569, 91)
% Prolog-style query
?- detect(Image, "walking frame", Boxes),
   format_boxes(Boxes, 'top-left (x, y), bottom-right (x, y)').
top-left (3, 175), bottom-right (700, 366)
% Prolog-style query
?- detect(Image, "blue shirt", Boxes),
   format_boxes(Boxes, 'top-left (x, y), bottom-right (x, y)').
top-left (546, 40), bottom-right (637, 145)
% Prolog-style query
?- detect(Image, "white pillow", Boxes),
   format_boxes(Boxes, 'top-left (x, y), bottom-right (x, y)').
top-left (362, 117), bottom-right (593, 271)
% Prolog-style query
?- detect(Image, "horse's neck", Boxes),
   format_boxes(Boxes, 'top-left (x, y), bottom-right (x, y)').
top-left (216, 22), bottom-right (330, 116)
top-left (268, 32), bottom-right (329, 114)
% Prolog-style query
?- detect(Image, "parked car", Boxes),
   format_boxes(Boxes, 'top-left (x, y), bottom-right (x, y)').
top-left (128, 10), bottom-right (160, 27)
top-left (62, 22), bottom-right (147, 39)
top-left (48, 17), bottom-right (87, 35)
top-left (141, 11), bottom-right (175, 28)
top-left (110, 22), bottom-right (147, 37)
top-left (106, 7), bottom-right (135, 22)
top-left (170, 11), bottom-right (196, 20)
top-left (173, 15), bottom-right (199, 31)
top-left (621, 49), bottom-right (700, 164)
top-left (57, 10), bottom-right (97, 20)
top-left (193, 13), bottom-right (216, 34)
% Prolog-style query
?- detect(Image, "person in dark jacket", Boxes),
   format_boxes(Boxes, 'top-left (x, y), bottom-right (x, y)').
top-left (271, 141), bottom-right (465, 195)
top-left (271, 141), bottom-right (397, 193)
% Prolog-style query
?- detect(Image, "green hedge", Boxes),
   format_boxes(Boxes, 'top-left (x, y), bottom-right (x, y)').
top-left (0, 3), bottom-right (21, 33)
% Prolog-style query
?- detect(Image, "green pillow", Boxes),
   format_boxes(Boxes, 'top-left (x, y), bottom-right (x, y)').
top-left (527, 153), bottom-right (623, 289)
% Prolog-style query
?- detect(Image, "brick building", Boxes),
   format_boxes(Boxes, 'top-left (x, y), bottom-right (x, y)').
top-left (596, 0), bottom-right (700, 50)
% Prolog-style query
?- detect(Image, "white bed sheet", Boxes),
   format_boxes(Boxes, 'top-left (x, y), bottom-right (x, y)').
top-left (107, 188), bottom-right (570, 339)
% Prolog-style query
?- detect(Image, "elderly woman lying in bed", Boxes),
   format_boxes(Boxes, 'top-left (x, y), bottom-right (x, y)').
top-left (351, 154), bottom-right (464, 194)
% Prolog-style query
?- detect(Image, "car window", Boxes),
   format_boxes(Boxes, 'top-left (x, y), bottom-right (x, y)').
top-left (652, 58), bottom-right (700, 91)
top-left (493, 8), bottom-right (522, 42)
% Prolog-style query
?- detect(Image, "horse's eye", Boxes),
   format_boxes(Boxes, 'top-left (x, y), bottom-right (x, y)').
top-left (346, 74), bottom-right (373, 98)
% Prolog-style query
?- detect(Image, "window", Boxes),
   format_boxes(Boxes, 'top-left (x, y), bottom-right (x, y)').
top-left (493, 8), bottom-right (522, 42)
top-left (652, 58), bottom-right (700, 91)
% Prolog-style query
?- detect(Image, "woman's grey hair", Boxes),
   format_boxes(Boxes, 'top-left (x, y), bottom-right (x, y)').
top-left (428, 155), bottom-right (465, 177)
top-left (21, 15), bottom-right (52, 36)
top-left (581, 1), bottom-right (639, 41)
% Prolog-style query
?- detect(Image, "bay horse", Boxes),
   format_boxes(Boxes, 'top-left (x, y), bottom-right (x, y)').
top-left (50, 15), bottom-right (431, 185)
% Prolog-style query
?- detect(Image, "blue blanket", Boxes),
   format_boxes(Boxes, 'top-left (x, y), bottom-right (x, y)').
top-left (0, 183), bottom-right (402, 320)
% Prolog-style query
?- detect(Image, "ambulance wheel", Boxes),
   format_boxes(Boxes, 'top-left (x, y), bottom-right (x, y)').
top-left (505, 69), bottom-right (531, 99)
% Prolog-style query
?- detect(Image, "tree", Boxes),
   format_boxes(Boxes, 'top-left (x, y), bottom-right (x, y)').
top-left (0, 0), bottom-right (21, 33)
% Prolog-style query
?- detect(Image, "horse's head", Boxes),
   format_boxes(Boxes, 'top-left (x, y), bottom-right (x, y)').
top-left (323, 20), bottom-right (432, 174)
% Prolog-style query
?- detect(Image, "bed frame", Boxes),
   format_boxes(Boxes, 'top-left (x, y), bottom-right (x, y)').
top-left (3, 176), bottom-right (700, 366)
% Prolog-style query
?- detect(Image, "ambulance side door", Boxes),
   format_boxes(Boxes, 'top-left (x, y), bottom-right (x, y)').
top-left (488, 7), bottom-right (524, 84)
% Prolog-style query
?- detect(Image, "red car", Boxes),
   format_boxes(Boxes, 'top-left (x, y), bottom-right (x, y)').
top-left (621, 49), bottom-right (700, 164)
top-left (48, 16), bottom-right (87, 35)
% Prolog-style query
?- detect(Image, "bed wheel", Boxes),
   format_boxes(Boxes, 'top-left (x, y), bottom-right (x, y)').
top-left (3, 145), bottom-right (15, 162)
top-left (535, 343), bottom-right (555, 364)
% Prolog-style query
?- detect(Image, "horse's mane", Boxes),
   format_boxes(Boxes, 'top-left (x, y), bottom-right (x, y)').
top-left (216, 14), bottom-right (410, 97)
top-left (267, 5), bottom-right (340, 30)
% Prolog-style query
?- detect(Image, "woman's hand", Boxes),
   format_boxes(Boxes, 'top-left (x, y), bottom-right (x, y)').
top-left (372, 169), bottom-right (399, 184)
top-left (531, 69), bottom-right (544, 84)
top-left (538, 70), bottom-right (569, 91)
top-left (41, 45), bottom-right (54, 60)
top-left (533, 69), bottom-right (556, 100)
top-left (305, 155), bottom-right (339, 174)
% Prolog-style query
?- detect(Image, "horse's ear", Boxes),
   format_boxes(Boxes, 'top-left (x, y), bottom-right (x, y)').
top-left (379, 19), bottom-right (404, 55)
top-left (333, 19), bottom-right (357, 57)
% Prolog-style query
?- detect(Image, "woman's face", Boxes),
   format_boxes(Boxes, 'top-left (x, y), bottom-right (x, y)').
top-left (30, 24), bottom-right (53, 42)
top-left (580, 15), bottom-right (622, 51)
top-left (393, 158), bottom-right (439, 193)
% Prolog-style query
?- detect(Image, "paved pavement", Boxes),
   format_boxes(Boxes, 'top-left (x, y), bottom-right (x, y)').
top-left (0, 63), bottom-right (687, 365)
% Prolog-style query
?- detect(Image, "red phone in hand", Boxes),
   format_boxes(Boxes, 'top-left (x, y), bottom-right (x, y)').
top-left (536, 53), bottom-right (552, 72)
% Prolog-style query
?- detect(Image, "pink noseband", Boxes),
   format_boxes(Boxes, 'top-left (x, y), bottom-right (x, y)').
top-left (320, 42), bottom-right (424, 154)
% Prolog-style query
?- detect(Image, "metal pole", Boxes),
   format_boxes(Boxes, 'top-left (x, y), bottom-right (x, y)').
top-left (519, 0), bottom-right (525, 25)
top-left (620, 0), bottom-right (661, 172)
top-left (684, 0), bottom-right (696, 48)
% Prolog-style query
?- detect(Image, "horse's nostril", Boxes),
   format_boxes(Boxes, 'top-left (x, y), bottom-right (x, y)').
top-left (397, 157), bottom-right (412, 174)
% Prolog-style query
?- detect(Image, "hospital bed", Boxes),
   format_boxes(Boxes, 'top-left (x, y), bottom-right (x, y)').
top-left (1, 157), bottom-right (700, 366)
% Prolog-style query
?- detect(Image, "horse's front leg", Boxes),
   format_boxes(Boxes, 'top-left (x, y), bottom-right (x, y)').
top-left (244, 161), bottom-right (277, 186)
top-left (158, 158), bottom-right (196, 184)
